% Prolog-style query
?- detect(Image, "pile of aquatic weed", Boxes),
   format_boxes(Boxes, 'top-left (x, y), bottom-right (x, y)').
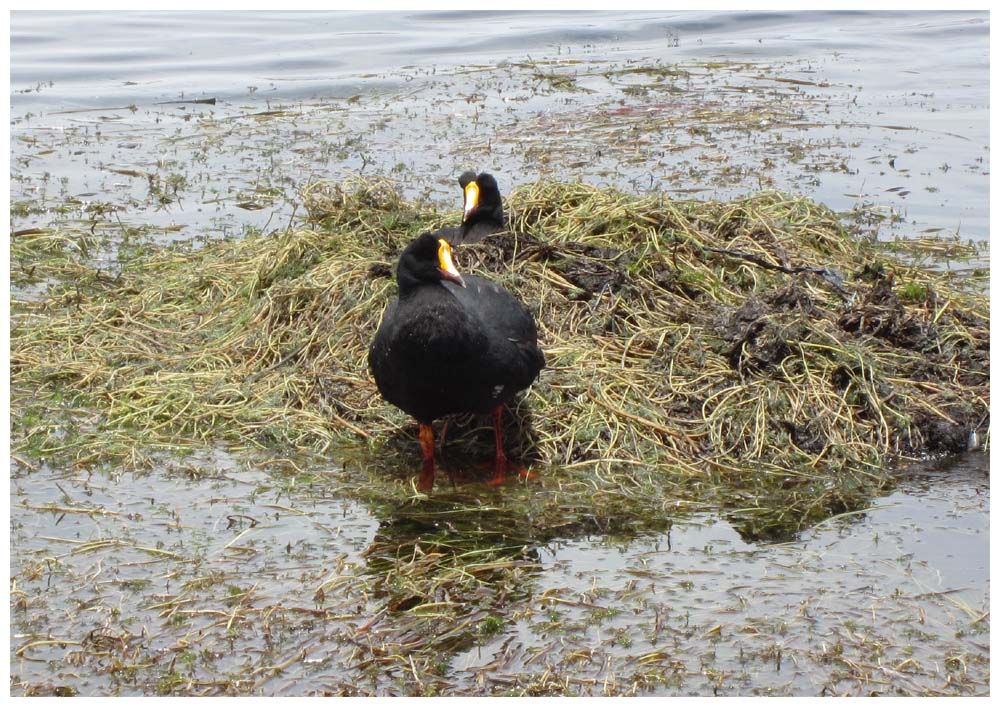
top-left (10, 177), bottom-right (989, 532)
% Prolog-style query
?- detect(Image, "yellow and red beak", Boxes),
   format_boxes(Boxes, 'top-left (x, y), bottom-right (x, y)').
top-left (437, 238), bottom-right (466, 288)
top-left (463, 180), bottom-right (480, 220)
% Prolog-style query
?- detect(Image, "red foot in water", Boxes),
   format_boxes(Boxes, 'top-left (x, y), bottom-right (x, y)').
top-left (486, 463), bottom-right (537, 486)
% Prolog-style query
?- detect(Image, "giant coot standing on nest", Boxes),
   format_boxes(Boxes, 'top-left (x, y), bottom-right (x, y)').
top-left (368, 232), bottom-right (544, 492)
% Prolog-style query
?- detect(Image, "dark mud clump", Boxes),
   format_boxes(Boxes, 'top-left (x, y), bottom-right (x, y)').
top-left (838, 271), bottom-right (936, 350)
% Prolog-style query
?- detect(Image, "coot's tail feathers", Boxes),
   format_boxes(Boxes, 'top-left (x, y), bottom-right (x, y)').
top-left (437, 219), bottom-right (506, 246)
top-left (455, 220), bottom-right (506, 245)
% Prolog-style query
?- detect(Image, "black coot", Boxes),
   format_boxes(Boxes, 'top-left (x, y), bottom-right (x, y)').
top-left (444, 170), bottom-right (506, 244)
top-left (368, 232), bottom-right (544, 491)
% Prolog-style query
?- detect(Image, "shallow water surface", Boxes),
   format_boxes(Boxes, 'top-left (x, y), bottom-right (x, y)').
top-left (511, 457), bottom-right (989, 695)
top-left (9, 452), bottom-right (988, 695)
top-left (8, 10), bottom-right (991, 697)
top-left (10, 10), bottom-right (990, 252)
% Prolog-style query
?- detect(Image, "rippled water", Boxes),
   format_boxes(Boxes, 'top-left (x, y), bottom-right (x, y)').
top-left (10, 10), bottom-right (990, 243)
top-left (10, 450), bottom-right (989, 695)
top-left (10, 11), bottom-right (990, 105)
top-left (8, 10), bottom-right (991, 696)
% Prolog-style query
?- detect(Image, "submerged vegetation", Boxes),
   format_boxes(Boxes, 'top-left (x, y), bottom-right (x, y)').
top-left (10, 177), bottom-right (989, 526)
top-left (9, 37), bottom-right (990, 696)
top-left (9, 179), bottom-right (990, 698)
top-left (10, 177), bottom-right (989, 696)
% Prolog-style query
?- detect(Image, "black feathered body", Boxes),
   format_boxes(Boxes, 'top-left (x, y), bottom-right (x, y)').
top-left (369, 274), bottom-right (544, 424)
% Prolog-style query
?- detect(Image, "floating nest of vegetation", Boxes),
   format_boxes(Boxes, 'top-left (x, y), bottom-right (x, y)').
top-left (10, 177), bottom-right (989, 535)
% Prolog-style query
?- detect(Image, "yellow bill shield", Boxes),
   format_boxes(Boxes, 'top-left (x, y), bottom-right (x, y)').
top-left (463, 180), bottom-right (480, 220)
top-left (437, 238), bottom-right (466, 288)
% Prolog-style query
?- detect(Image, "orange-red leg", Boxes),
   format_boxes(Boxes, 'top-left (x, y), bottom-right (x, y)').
top-left (488, 406), bottom-right (508, 486)
top-left (417, 423), bottom-right (435, 492)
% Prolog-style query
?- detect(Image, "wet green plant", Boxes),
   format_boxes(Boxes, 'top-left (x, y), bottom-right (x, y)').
top-left (9, 177), bottom-right (990, 540)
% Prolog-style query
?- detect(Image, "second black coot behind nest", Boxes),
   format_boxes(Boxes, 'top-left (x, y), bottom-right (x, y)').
top-left (447, 170), bottom-right (506, 244)
top-left (368, 229), bottom-right (544, 492)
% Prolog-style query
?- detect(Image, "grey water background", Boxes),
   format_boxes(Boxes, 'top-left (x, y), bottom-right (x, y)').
top-left (10, 9), bottom-right (990, 243)
top-left (9, 10), bottom-right (990, 695)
